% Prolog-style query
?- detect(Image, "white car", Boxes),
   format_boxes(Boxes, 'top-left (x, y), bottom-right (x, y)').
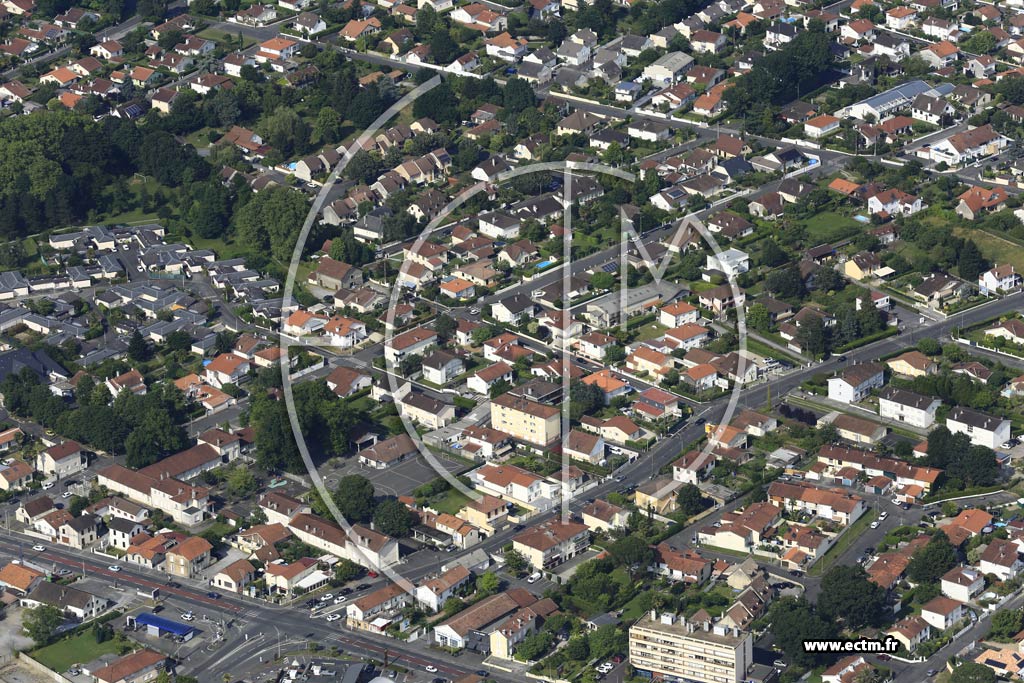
top-left (181, 612), bottom-right (194, 622)
top-left (870, 521), bottom-right (880, 529)
top-left (121, 244), bottom-right (129, 251)
top-left (61, 491), bottom-right (73, 499)
top-left (334, 596), bottom-right (347, 604)
top-left (136, 264), bottom-right (145, 272)
top-left (425, 666), bottom-right (438, 674)
top-left (879, 511), bottom-right (888, 520)
top-left (42, 481), bottom-right (54, 490)
top-left (31, 545), bottom-right (45, 552)
top-left (321, 593), bottom-right (334, 601)
top-left (326, 613), bottom-right (342, 622)
top-left (108, 565), bottom-right (122, 572)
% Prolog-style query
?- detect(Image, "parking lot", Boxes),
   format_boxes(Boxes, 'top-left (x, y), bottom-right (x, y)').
top-left (324, 454), bottom-right (465, 497)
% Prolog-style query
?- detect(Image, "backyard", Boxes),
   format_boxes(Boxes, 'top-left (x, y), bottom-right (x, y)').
top-left (798, 211), bottom-right (863, 245)
top-left (31, 631), bottom-right (125, 673)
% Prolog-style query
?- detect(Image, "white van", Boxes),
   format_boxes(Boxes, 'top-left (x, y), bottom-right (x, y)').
top-left (527, 571), bottom-right (542, 584)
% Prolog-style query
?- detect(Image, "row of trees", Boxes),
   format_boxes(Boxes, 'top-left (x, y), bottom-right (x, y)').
top-left (1, 368), bottom-right (188, 468)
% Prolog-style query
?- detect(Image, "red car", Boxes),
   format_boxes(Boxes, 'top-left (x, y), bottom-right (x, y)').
top-left (367, 571), bottom-right (379, 578)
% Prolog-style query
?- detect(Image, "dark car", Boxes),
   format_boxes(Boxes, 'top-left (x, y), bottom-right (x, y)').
top-left (475, 671), bottom-right (489, 677)
top-left (340, 587), bottom-right (353, 595)
top-left (837, 355), bottom-right (847, 362)
top-left (356, 583), bottom-right (372, 590)
top-left (206, 592), bottom-right (221, 599)
top-left (513, 524), bottom-right (525, 531)
top-left (695, 418), bottom-right (706, 426)
top-left (877, 654), bottom-right (891, 661)
top-left (789, 570), bottom-right (803, 577)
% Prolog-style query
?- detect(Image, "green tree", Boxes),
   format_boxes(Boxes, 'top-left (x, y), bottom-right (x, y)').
top-left (590, 271), bottom-right (615, 290)
top-left (23, 605), bottom-right (63, 645)
top-left (372, 498), bottom-right (415, 536)
top-left (226, 467), bottom-right (258, 498)
top-left (515, 631), bottom-right (553, 661)
top-left (958, 239), bottom-right (987, 282)
top-left (429, 29), bottom-right (458, 65)
top-left (818, 565), bottom-right (887, 629)
top-left (907, 530), bottom-right (957, 584)
top-left (769, 597), bottom-right (835, 668)
top-left (127, 330), bottom-right (150, 362)
top-left (676, 483), bottom-right (709, 517)
top-left (604, 345), bottom-right (626, 363)
top-left (476, 571), bottom-right (500, 596)
top-left (434, 313), bottom-right (457, 342)
top-left (990, 608), bottom-right (1024, 640)
top-left (259, 106), bottom-right (311, 158)
top-left (797, 315), bottom-right (827, 357)
top-left (746, 303), bottom-right (771, 332)
top-left (504, 548), bottom-right (528, 575)
top-left (313, 107), bottom-right (344, 145)
top-left (234, 186), bottom-right (309, 262)
top-left (608, 535), bottom-right (654, 571)
top-left (333, 474), bottom-right (376, 522)
top-left (345, 149), bottom-right (382, 184)
top-left (950, 662), bottom-right (996, 683)
top-left (503, 77), bottom-right (536, 114)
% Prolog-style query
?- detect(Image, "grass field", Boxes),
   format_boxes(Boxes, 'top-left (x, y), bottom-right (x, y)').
top-left (32, 632), bottom-right (123, 672)
top-left (431, 488), bottom-right (472, 515)
top-left (197, 28), bottom-right (258, 49)
top-left (798, 211), bottom-right (862, 244)
top-left (954, 226), bottom-right (1024, 273)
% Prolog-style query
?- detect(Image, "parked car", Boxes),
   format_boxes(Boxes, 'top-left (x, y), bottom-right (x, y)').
top-left (108, 565), bottom-right (122, 572)
top-left (326, 614), bottom-right (342, 622)
top-left (31, 545), bottom-right (44, 552)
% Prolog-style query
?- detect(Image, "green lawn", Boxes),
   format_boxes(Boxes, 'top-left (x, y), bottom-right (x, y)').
top-left (197, 28), bottom-right (258, 49)
top-left (634, 322), bottom-right (668, 342)
top-left (32, 632), bottom-right (123, 672)
top-left (431, 488), bottom-right (472, 515)
top-left (798, 211), bottom-right (862, 244)
top-left (954, 226), bottom-right (1024, 274)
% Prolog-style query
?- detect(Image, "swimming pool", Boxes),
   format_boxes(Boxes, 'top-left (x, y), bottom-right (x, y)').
top-left (854, 215), bottom-right (870, 223)
top-left (537, 259), bottom-right (556, 270)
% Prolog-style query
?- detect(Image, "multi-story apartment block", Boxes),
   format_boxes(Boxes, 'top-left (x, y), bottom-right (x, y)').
top-left (878, 387), bottom-right (941, 429)
top-left (629, 611), bottom-right (753, 683)
top-left (489, 393), bottom-right (560, 447)
top-left (511, 520), bottom-right (590, 570)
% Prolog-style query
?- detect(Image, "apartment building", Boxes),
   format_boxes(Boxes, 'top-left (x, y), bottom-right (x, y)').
top-left (489, 392), bottom-right (560, 447)
top-left (629, 611), bottom-right (753, 683)
top-left (878, 387), bottom-right (941, 429)
top-left (512, 519), bottom-right (590, 570)
top-left (946, 406), bottom-right (1012, 449)
top-left (766, 481), bottom-right (866, 525)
